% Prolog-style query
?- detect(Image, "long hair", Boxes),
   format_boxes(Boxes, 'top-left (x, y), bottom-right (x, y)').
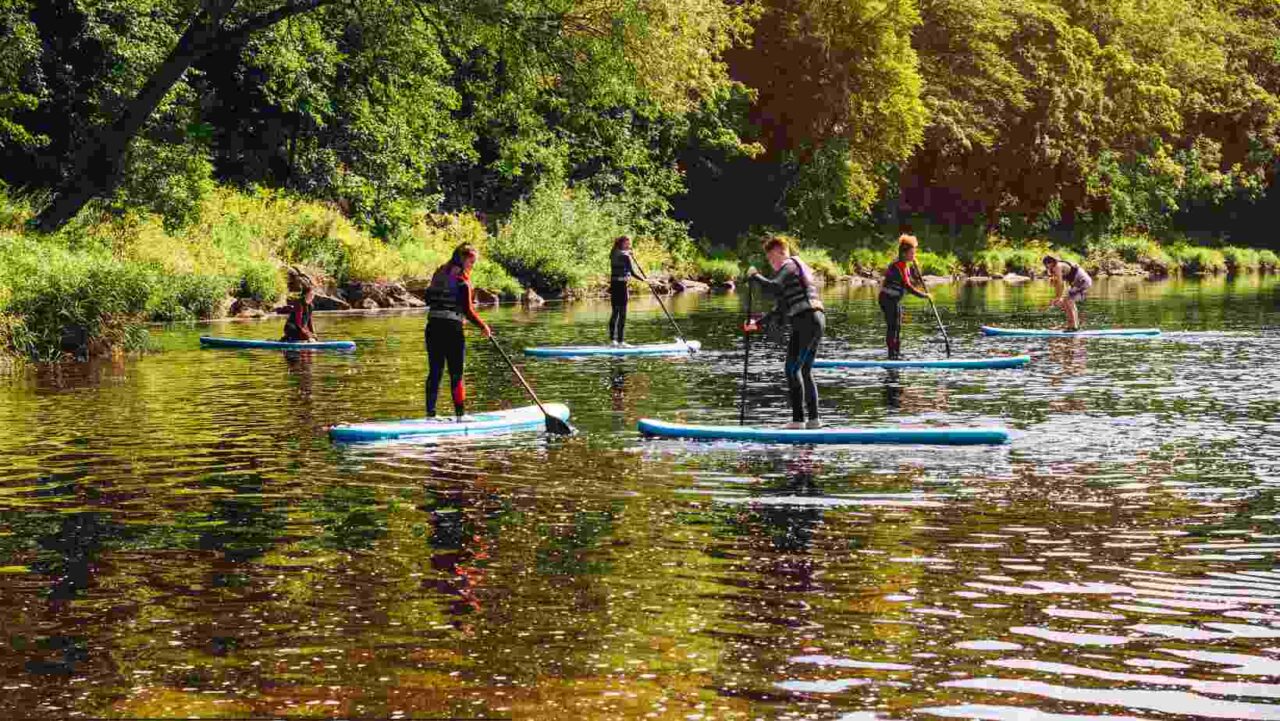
top-left (450, 243), bottom-right (478, 267)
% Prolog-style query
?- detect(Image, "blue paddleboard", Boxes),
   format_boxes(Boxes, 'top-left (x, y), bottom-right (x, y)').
top-left (815, 355), bottom-right (1030, 370)
top-left (330, 403), bottom-right (571, 442)
top-left (637, 418), bottom-right (1009, 445)
top-left (200, 336), bottom-right (357, 351)
top-left (980, 326), bottom-right (1160, 338)
top-left (524, 340), bottom-right (701, 357)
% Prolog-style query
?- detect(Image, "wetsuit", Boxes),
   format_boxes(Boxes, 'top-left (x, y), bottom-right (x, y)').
top-left (1060, 261), bottom-right (1093, 302)
top-left (749, 257), bottom-right (825, 423)
top-left (609, 249), bottom-right (646, 343)
top-left (425, 263), bottom-right (486, 418)
top-left (878, 260), bottom-right (929, 359)
top-left (281, 298), bottom-right (315, 341)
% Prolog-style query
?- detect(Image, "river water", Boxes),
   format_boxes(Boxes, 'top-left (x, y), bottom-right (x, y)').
top-left (0, 276), bottom-right (1278, 720)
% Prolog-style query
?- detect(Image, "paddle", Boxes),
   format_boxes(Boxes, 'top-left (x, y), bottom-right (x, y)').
top-left (912, 261), bottom-right (952, 358)
top-left (486, 333), bottom-right (575, 435)
top-left (740, 280), bottom-right (753, 426)
top-left (636, 266), bottom-right (694, 355)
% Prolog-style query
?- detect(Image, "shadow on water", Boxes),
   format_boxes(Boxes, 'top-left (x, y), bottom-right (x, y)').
top-left (0, 275), bottom-right (1277, 718)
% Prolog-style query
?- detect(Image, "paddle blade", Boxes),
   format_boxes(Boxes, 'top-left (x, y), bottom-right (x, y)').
top-left (544, 414), bottom-right (576, 436)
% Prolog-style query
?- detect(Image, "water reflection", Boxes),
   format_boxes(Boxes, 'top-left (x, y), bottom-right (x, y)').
top-left (0, 275), bottom-right (1276, 719)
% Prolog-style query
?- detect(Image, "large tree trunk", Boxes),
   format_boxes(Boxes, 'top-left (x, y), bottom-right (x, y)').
top-left (33, 0), bottom-right (334, 232)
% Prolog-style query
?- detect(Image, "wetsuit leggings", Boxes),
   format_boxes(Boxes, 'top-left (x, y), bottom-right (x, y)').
top-left (608, 280), bottom-right (629, 343)
top-left (879, 293), bottom-right (903, 358)
top-left (785, 310), bottom-right (825, 423)
top-left (426, 319), bottom-right (466, 417)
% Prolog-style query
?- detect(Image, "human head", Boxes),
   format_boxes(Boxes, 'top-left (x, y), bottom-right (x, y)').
top-left (898, 234), bottom-right (919, 261)
top-left (451, 243), bottom-right (480, 272)
top-left (303, 284), bottom-right (315, 302)
top-left (762, 235), bottom-right (792, 271)
top-left (613, 235), bottom-right (632, 251)
top-left (1042, 255), bottom-right (1059, 270)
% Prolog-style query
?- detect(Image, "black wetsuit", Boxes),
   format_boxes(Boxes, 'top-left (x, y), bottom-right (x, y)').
top-left (609, 249), bottom-right (646, 343)
top-left (425, 264), bottom-right (485, 418)
top-left (749, 257), bottom-right (825, 423)
top-left (878, 260), bottom-right (928, 359)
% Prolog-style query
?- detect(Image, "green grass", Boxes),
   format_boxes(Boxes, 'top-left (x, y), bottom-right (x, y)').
top-left (1167, 243), bottom-right (1227, 274)
top-left (692, 257), bottom-right (740, 284)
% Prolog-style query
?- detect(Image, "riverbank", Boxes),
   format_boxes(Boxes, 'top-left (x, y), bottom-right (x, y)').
top-left (2, 185), bottom-right (1277, 362)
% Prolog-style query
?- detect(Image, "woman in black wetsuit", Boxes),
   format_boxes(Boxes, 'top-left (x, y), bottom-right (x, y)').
top-left (424, 243), bottom-right (492, 420)
top-left (743, 236), bottom-right (826, 429)
top-left (608, 235), bottom-right (647, 346)
top-left (281, 284), bottom-right (318, 342)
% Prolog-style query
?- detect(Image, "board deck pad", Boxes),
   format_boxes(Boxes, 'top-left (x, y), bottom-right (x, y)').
top-left (524, 340), bottom-right (701, 357)
top-left (330, 403), bottom-right (571, 442)
top-left (637, 418), bottom-right (1009, 445)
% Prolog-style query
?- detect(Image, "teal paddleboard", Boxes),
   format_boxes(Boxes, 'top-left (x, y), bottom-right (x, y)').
top-left (200, 336), bottom-right (356, 351)
top-left (524, 340), bottom-right (701, 357)
top-left (637, 418), bottom-right (1009, 445)
top-left (980, 326), bottom-right (1160, 337)
top-left (815, 355), bottom-right (1030, 370)
top-left (330, 403), bottom-right (571, 442)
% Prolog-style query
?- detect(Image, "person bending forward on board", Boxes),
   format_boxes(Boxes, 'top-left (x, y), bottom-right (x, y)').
top-left (609, 235), bottom-right (649, 347)
top-left (281, 283), bottom-right (318, 342)
top-left (425, 243), bottom-right (492, 420)
top-left (1043, 255), bottom-right (1092, 331)
top-left (744, 236), bottom-right (826, 429)
top-left (878, 235), bottom-right (930, 360)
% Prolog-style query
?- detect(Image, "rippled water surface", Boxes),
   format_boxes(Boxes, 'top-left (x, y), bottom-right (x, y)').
top-left (1, 276), bottom-right (1279, 720)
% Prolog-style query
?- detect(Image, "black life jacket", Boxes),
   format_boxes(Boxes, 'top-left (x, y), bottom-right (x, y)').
top-left (427, 264), bottom-right (466, 322)
top-left (778, 257), bottom-right (823, 316)
top-left (611, 249), bottom-right (636, 282)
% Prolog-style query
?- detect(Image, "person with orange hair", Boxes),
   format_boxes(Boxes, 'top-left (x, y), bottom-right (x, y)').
top-left (878, 235), bottom-right (930, 359)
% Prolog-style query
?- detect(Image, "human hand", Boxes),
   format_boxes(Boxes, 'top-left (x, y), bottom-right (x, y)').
top-left (742, 320), bottom-right (759, 333)
top-left (746, 267), bottom-right (759, 278)
top-left (481, 324), bottom-right (493, 338)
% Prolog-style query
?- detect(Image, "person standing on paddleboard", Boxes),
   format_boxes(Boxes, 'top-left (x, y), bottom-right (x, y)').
top-left (609, 235), bottom-right (649, 347)
top-left (281, 283), bottom-right (319, 343)
top-left (878, 234), bottom-right (931, 360)
top-left (425, 243), bottom-right (492, 420)
top-left (1043, 255), bottom-right (1091, 331)
top-left (744, 236), bottom-right (826, 429)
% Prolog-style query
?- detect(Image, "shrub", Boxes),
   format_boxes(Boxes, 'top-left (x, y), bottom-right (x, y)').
top-left (491, 182), bottom-right (629, 294)
top-left (848, 246), bottom-right (892, 275)
top-left (1168, 244), bottom-right (1227, 274)
top-left (149, 273), bottom-right (232, 322)
top-left (692, 257), bottom-right (740, 284)
top-left (969, 248), bottom-right (1008, 276)
top-left (239, 260), bottom-right (284, 302)
top-left (801, 246), bottom-right (843, 282)
top-left (1222, 246), bottom-right (1261, 272)
top-left (1259, 249), bottom-right (1279, 271)
top-left (915, 250), bottom-right (959, 277)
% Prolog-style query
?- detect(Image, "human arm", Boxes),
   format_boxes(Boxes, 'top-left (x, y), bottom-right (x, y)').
top-left (460, 280), bottom-right (492, 337)
top-left (904, 263), bottom-right (930, 299)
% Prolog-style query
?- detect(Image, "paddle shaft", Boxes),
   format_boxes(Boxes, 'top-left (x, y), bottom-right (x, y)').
top-left (635, 264), bottom-right (691, 352)
top-left (740, 281), bottom-right (752, 426)
top-left (486, 334), bottom-right (573, 435)
top-left (913, 262), bottom-right (951, 357)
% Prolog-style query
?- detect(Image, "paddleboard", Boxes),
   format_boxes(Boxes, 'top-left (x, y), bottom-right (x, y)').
top-left (980, 326), bottom-right (1160, 337)
top-left (200, 336), bottom-right (356, 351)
top-left (637, 418), bottom-right (1009, 445)
top-left (524, 340), bottom-right (701, 357)
top-left (815, 355), bottom-right (1030, 370)
top-left (330, 403), bottom-right (571, 442)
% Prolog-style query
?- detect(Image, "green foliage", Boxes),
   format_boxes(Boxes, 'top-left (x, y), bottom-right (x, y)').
top-left (491, 182), bottom-right (630, 294)
top-left (915, 250), bottom-right (959, 277)
top-left (800, 247), bottom-right (843, 282)
top-left (1167, 243), bottom-right (1227, 274)
top-left (692, 257), bottom-right (741, 284)
top-left (148, 273), bottom-right (232, 323)
top-left (1221, 246), bottom-right (1261, 272)
top-left (847, 246), bottom-right (893, 275)
top-left (1259, 249), bottom-right (1279, 270)
top-left (238, 260), bottom-right (284, 303)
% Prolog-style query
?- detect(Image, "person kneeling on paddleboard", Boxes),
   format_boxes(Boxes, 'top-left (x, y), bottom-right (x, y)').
top-left (609, 235), bottom-right (649, 347)
top-left (281, 283), bottom-right (319, 343)
top-left (744, 236), bottom-right (826, 429)
top-left (1043, 255), bottom-right (1092, 331)
top-left (425, 243), bottom-right (492, 420)
top-left (878, 234), bottom-right (930, 360)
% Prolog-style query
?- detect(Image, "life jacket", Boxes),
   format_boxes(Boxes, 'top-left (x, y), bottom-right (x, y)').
top-left (1062, 261), bottom-right (1092, 289)
top-left (285, 298), bottom-right (311, 330)
top-left (610, 249), bottom-right (636, 282)
top-left (779, 257), bottom-right (823, 317)
top-left (427, 264), bottom-right (467, 322)
top-left (880, 260), bottom-right (916, 298)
